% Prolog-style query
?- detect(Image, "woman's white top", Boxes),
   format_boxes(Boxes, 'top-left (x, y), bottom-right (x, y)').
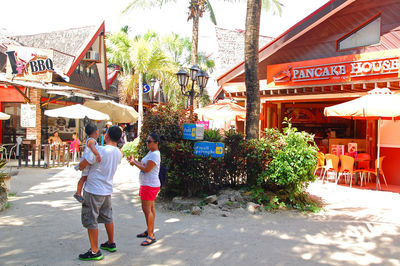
top-left (139, 150), bottom-right (161, 187)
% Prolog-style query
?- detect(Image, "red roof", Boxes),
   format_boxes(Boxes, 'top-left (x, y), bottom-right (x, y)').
top-left (217, 0), bottom-right (353, 86)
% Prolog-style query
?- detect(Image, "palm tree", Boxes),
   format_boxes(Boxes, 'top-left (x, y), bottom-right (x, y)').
top-left (107, 29), bottom-right (177, 136)
top-left (160, 33), bottom-right (213, 108)
top-left (245, 0), bottom-right (282, 141)
top-left (123, 0), bottom-right (226, 65)
top-left (245, 0), bottom-right (282, 186)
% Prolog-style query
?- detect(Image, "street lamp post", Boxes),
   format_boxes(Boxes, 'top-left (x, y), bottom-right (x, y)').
top-left (176, 64), bottom-right (209, 117)
top-left (149, 77), bottom-right (156, 103)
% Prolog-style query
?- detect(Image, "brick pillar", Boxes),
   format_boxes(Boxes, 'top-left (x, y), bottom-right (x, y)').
top-left (26, 88), bottom-right (41, 158)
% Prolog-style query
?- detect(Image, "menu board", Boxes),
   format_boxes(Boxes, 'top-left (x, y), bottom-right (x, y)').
top-left (348, 143), bottom-right (358, 158)
top-left (20, 104), bottom-right (36, 128)
top-left (331, 145), bottom-right (344, 157)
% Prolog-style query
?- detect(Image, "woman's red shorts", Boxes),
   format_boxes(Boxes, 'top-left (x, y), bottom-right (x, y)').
top-left (139, 186), bottom-right (160, 201)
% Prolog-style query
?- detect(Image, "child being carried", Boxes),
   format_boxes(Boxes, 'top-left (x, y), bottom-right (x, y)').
top-left (74, 123), bottom-right (101, 203)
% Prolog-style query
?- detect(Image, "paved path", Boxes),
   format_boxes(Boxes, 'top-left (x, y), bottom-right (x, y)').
top-left (1, 161), bottom-right (400, 265)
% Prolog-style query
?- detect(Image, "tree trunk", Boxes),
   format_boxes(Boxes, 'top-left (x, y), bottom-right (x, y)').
top-left (245, 0), bottom-right (261, 187)
top-left (191, 12), bottom-right (200, 65)
top-left (244, 0), bottom-right (261, 141)
top-left (138, 73), bottom-right (143, 137)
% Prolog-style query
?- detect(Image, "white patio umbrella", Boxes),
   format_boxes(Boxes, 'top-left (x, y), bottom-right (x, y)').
top-left (324, 88), bottom-right (400, 190)
top-left (194, 100), bottom-right (246, 121)
top-left (44, 104), bottom-right (110, 120)
top-left (84, 100), bottom-right (138, 123)
top-left (0, 112), bottom-right (10, 120)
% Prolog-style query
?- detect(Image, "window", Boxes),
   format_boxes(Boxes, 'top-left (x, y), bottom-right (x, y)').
top-left (2, 103), bottom-right (26, 144)
top-left (337, 14), bottom-right (381, 51)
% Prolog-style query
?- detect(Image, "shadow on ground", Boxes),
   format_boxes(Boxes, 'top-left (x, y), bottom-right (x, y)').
top-left (0, 164), bottom-right (400, 265)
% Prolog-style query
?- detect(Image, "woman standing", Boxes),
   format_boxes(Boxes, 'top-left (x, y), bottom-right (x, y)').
top-left (128, 132), bottom-right (161, 246)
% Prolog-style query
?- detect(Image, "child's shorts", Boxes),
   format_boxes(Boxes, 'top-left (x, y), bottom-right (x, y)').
top-left (81, 167), bottom-right (89, 177)
top-left (81, 191), bottom-right (113, 229)
top-left (139, 186), bottom-right (160, 201)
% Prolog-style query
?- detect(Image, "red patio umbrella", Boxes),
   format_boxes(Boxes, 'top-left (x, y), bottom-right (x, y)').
top-left (324, 87), bottom-right (400, 190)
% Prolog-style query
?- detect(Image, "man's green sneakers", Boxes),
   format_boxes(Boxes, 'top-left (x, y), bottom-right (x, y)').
top-left (78, 249), bottom-right (104, 261)
top-left (100, 241), bottom-right (117, 252)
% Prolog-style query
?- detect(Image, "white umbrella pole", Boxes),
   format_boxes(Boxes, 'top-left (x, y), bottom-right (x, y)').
top-left (376, 118), bottom-right (381, 191)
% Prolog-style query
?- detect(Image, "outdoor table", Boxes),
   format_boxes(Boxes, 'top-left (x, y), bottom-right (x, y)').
top-left (355, 157), bottom-right (371, 166)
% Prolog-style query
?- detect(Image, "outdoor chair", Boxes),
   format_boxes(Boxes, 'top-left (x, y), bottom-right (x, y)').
top-left (321, 154), bottom-right (339, 183)
top-left (361, 156), bottom-right (388, 189)
top-left (314, 152), bottom-right (325, 178)
top-left (8, 143), bottom-right (18, 161)
top-left (337, 155), bottom-right (355, 187)
top-left (353, 153), bottom-right (371, 186)
top-left (356, 153), bottom-right (371, 170)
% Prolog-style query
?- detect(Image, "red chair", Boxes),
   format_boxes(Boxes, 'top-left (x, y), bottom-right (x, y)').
top-left (356, 153), bottom-right (371, 170)
top-left (337, 155), bottom-right (355, 187)
top-left (353, 153), bottom-right (371, 186)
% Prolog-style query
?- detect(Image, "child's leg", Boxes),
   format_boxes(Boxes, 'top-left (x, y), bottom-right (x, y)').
top-left (77, 176), bottom-right (87, 196)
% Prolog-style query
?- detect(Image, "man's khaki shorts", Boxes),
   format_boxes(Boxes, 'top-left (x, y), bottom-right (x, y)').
top-left (81, 190), bottom-right (113, 229)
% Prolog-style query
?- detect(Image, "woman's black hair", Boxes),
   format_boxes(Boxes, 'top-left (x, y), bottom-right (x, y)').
top-left (148, 132), bottom-right (165, 144)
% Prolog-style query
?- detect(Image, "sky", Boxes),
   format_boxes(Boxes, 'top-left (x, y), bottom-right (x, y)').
top-left (1, 0), bottom-right (329, 93)
top-left (2, 0), bottom-right (328, 43)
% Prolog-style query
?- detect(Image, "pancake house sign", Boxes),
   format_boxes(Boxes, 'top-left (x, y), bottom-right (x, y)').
top-left (267, 50), bottom-right (400, 88)
top-left (6, 45), bottom-right (54, 82)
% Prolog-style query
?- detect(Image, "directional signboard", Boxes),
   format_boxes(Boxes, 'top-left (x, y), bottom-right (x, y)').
top-left (194, 142), bottom-right (225, 158)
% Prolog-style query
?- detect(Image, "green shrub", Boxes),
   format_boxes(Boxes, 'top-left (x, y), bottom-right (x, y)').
top-left (121, 138), bottom-right (140, 158)
top-left (139, 109), bottom-right (320, 211)
top-left (203, 129), bottom-right (222, 142)
top-left (244, 137), bottom-right (273, 186)
top-left (139, 104), bottom-right (194, 159)
top-left (222, 129), bottom-right (246, 186)
top-left (249, 120), bottom-right (319, 211)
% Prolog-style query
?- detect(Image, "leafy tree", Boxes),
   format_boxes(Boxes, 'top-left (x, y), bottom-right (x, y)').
top-left (123, 0), bottom-right (227, 65)
top-left (106, 29), bottom-right (177, 136)
top-left (244, 0), bottom-right (282, 186)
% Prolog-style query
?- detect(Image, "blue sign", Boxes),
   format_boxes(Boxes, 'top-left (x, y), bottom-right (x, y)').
top-left (194, 142), bottom-right (225, 158)
top-left (183, 124), bottom-right (196, 140)
top-left (143, 83), bottom-right (151, 94)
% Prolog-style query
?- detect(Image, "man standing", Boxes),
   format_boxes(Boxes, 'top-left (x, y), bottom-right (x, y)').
top-left (76, 125), bottom-right (122, 261)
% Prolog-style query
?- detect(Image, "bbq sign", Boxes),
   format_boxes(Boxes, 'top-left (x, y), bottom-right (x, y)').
top-left (6, 45), bottom-right (54, 82)
top-left (267, 50), bottom-right (400, 87)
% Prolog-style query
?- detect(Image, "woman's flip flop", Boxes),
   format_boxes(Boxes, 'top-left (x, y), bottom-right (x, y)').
top-left (136, 231), bottom-right (148, 238)
top-left (141, 236), bottom-right (156, 246)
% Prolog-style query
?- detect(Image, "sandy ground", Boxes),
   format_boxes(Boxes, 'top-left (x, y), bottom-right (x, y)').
top-left (1, 160), bottom-right (400, 266)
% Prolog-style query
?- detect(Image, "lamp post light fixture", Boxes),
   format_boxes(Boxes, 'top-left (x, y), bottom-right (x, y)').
top-left (149, 77), bottom-right (156, 103)
top-left (176, 65), bottom-right (209, 117)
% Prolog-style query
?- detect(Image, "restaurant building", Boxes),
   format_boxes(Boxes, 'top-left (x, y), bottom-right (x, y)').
top-left (0, 22), bottom-right (119, 151)
top-left (217, 0), bottom-right (400, 186)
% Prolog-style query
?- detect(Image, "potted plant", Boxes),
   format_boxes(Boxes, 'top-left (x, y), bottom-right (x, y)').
top-left (0, 147), bottom-right (10, 211)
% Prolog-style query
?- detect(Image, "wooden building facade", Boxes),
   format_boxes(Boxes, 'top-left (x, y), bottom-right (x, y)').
top-left (217, 0), bottom-right (400, 185)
